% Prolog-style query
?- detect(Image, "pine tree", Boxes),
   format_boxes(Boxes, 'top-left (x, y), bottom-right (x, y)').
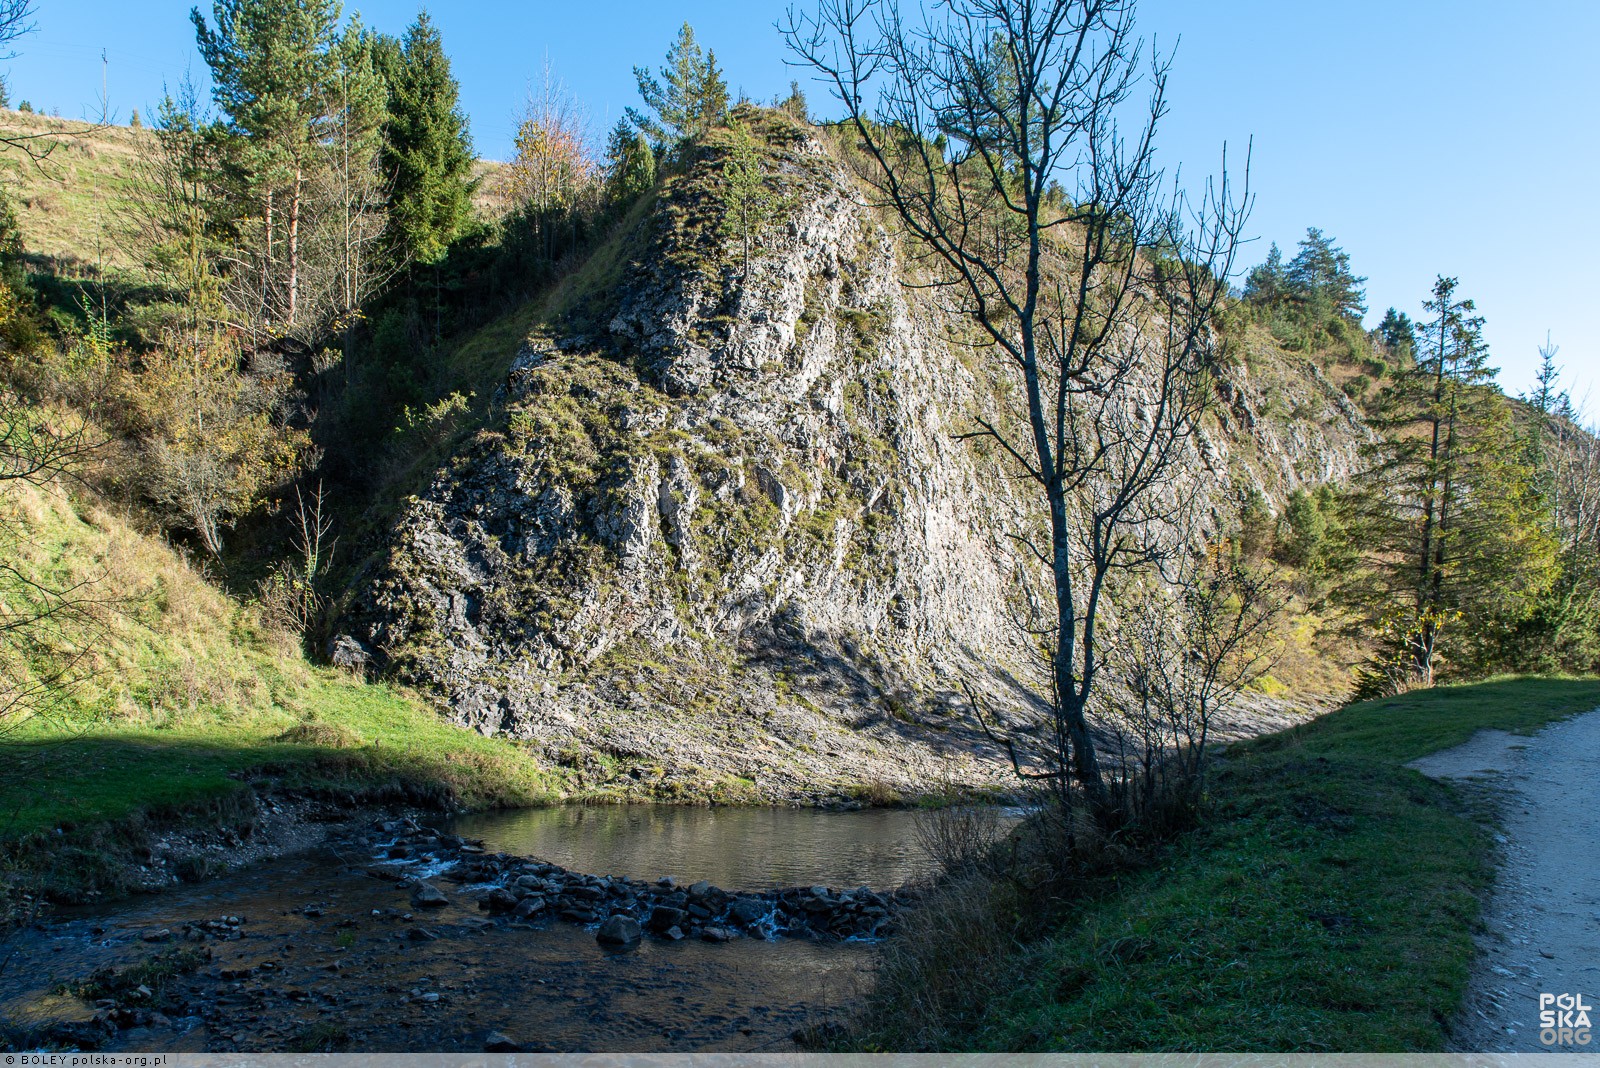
top-left (378, 10), bottom-right (474, 266)
top-left (627, 23), bottom-right (728, 149)
top-left (603, 117), bottom-right (654, 207)
top-left (193, 0), bottom-right (343, 328)
top-left (1286, 227), bottom-right (1366, 320)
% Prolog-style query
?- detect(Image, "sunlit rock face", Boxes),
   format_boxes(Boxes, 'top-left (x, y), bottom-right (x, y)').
top-left (356, 113), bottom-right (1367, 801)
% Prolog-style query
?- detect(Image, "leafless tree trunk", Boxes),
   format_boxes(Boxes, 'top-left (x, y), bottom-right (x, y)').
top-left (784, 0), bottom-right (1248, 814)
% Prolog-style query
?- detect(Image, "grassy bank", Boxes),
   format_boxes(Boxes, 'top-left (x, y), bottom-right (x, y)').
top-left (856, 676), bottom-right (1600, 1052)
top-left (0, 479), bottom-right (558, 900)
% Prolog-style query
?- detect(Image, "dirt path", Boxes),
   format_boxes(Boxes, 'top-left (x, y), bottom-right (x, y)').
top-left (1408, 707), bottom-right (1600, 1052)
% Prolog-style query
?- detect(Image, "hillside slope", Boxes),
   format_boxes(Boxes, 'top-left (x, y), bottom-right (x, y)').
top-left (350, 110), bottom-right (1371, 800)
top-left (0, 473), bottom-right (556, 900)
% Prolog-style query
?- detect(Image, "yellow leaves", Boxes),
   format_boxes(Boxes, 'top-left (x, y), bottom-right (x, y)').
top-left (508, 113), bottom-right (597, 216)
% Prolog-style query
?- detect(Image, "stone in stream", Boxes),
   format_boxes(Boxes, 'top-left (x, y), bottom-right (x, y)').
top-left (646, 905), bottom-right (686, 933)
top-left (728, 898), bottom-right (768, 927)
top-left (481, 888), bottom-right (519, 914)
top-left (700, 926), bottom-right (734, 943)
top-left (410, 883), bottom-right (449, 908)
top-left (596, 915), bottom-right (643, 947)
top-left (513, 896), bottom-right (547, 919)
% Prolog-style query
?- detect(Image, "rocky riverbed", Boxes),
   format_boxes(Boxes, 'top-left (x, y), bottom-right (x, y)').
top-left (1, 809), bottom-right (933, 1053)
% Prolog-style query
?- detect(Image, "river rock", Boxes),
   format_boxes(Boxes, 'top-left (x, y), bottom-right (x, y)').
top-left (596, 915), bottom-right (643, 947)
top-left (728, 898), bottom-right (768, 927)
top-left (700, 926), bottom-right (734, 943)
top-left (481, 888), bottom-right (519, 914)
top-left (646, 905), bottom-right (686, 932)
top-left (513, 896), bottom-right (547, 919)
top-left (483, 1031), bottom-right (523, 1053)
top-left (411, 883), bottom-right (448, 908)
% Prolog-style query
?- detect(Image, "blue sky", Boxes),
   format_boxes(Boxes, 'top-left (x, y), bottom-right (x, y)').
top-left (5, 0), bottom-right (1595, 400)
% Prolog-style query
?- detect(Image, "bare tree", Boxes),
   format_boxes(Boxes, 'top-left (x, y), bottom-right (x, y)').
top-left (1112, 551), bottom-right (1280, 813)
top-left (784, 0), bottom-right (1248, 813)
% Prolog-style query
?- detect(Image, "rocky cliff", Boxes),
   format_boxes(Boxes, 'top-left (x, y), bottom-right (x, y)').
top-left (352, 109), bottom-right (1368, 802)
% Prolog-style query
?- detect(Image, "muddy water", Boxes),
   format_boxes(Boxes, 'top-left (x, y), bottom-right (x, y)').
top-left (0, 806), bottom-right (956, 1052)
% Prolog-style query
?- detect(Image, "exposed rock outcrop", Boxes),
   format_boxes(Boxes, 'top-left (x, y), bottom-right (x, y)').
top-left (356, 111), bottom-right (1365, 800)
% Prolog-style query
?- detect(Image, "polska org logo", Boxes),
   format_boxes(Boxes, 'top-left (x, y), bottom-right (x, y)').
top-left (1540, 992), bottom-right (1593, 1045)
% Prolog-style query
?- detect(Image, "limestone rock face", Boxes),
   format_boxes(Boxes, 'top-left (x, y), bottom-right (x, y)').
top-left (357, 115), bottom-right (1366, 800)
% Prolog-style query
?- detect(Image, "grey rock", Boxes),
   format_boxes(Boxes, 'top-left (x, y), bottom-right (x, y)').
top-left (596, 915), bottom-right (643, 947)
top-left (411, 883), bottom-right (448, 908)
top-left (327, 634), bottom-right (372, 673)
top-left (484, 1032), bottom-right (523, 1053)
top-left (728, 898), bottom-right (768, 927)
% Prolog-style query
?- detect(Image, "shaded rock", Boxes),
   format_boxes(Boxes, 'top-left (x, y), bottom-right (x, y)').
top-left (411, 883), bottom-right (448, 908)
top-left (728, 897), bottom-right (769, 927)
top-left (483, 1031), bottom-right (523, 1053)
top-left (596, 915), bottom-right (643, 947)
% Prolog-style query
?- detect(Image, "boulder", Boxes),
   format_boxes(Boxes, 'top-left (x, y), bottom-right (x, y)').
top-left (596, 915), bottom-right (643, 947)
top-left (327, 633), bottom-right (372, 673)
top-left (728, 897), bottom-right (768, 927)
top-left (411, 883), bottom-right (448, 908)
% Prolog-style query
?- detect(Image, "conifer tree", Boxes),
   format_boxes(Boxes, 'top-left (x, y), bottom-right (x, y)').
top-left (193, 0), bottom-right (342, 328)
top-left (603, 117), bottom-right (654, 207)
top-left (627, 23), bottom-right (728, 149)
top-left (1343, 276), bottom-right (1555, 689)
top-left (1241, 242), bottom-right (1286, 305)
top-left (379, 10), bottom-right (474, 266)
top-left (1286, 227), bottom-right (1365, 320)
top-left (1377, 307), bottom-right (1416, 364)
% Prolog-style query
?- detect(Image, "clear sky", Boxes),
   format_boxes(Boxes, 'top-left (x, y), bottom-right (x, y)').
top-left (4, 0), bottom-right (1594, 401)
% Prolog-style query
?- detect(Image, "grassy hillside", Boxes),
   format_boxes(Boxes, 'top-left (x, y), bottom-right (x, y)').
top-left (0, 110), bottom-right (515, 276)
top-left (0, 473), bottom-right (558, 900)
top-left (0, 111), bottom-right (146, 271)
top-left (853, 676), bottom-right (1600, 1052)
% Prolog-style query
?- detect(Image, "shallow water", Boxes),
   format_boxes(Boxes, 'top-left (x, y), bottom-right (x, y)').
top-left (450, 804), bottom-right (944, 891)
top-left (0, 805), bottom-right (979, 1052)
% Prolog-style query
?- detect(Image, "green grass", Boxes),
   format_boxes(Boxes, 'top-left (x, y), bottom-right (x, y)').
top-left (868, 676), bottom-right (1600, 1052)
top-left (0, 477), bottom-right (559, 901)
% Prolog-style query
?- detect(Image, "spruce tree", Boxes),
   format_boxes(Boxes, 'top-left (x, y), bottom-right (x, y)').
top-left (1343, 276), bottom-right (1555, 689)
top-left (379, 10), bottom-right (474, 266)
top-left (603, 117), bottom-right (655, 207)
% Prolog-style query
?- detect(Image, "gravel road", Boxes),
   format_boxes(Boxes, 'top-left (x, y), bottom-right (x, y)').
top-left (1409, 708), bottom-right (1600, 1052)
